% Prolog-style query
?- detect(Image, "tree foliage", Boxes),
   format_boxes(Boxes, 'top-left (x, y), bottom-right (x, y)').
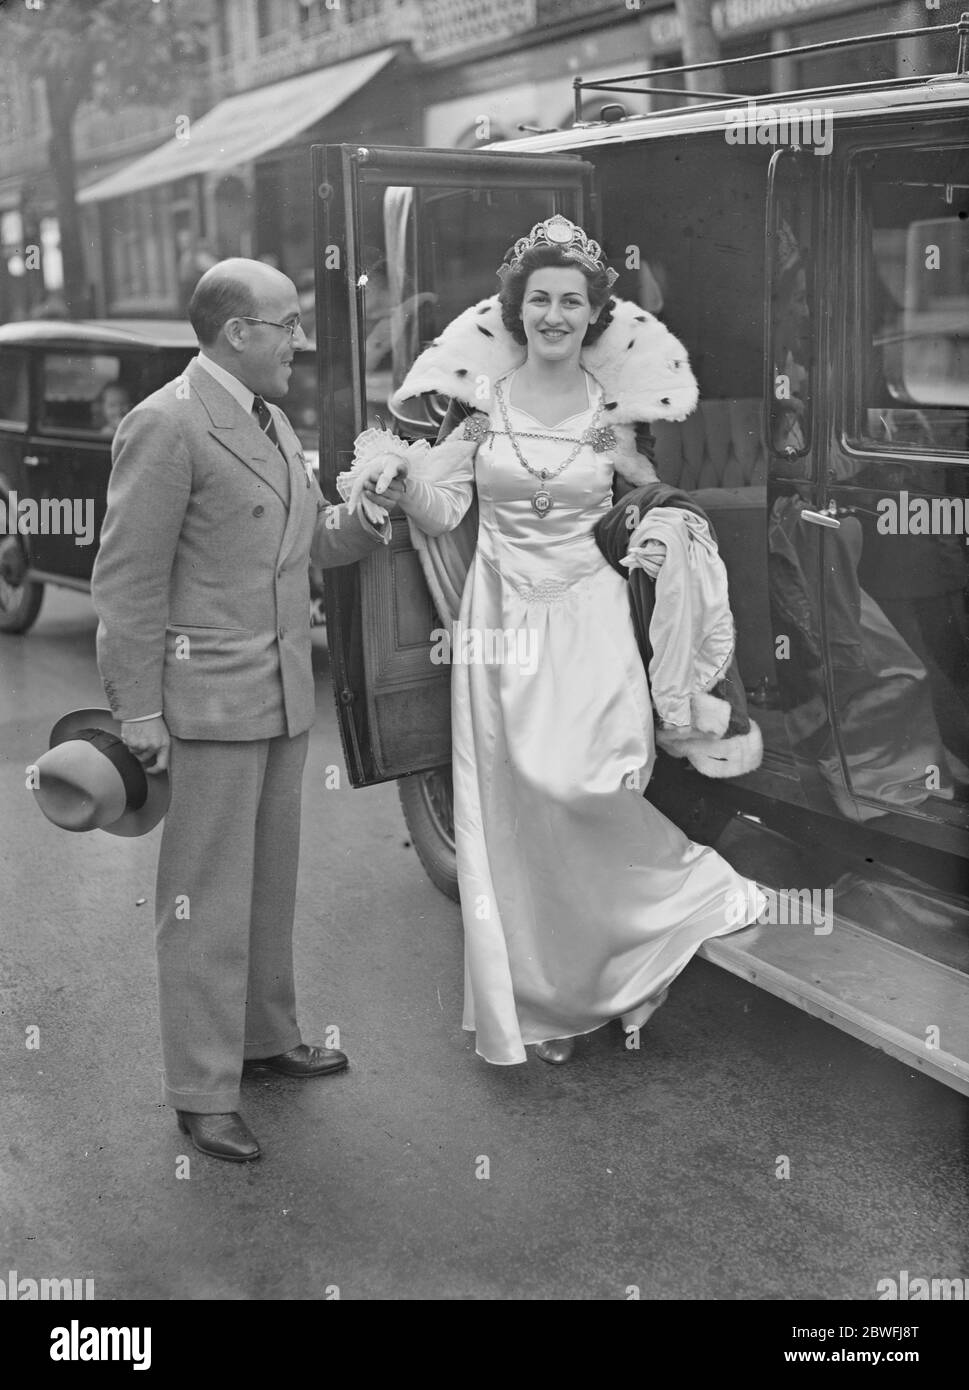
top-left (1, 0), bottom-right (212, 314)
top-left (6, 0), bottom-right (210, 122)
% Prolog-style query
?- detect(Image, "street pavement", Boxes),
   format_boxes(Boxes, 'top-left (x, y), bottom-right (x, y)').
top-left (1, 588), bottom-right (967, 1301)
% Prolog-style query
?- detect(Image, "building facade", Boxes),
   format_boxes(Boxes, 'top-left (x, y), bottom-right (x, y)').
top-left (0, 0), bottom-right (960, 321)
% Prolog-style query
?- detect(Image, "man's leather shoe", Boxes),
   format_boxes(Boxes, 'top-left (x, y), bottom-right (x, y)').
top-left (243, 1043), bottom-right (349, 1078)
top-left (176, 1111), bottom-right (261, 1162)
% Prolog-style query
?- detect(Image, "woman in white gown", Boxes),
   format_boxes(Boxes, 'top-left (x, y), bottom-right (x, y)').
top-left (350, 217), bottom-right (765, 1066)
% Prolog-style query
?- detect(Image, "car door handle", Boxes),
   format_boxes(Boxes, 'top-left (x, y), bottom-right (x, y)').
top-left (800, 508), bottom-right (841, 529)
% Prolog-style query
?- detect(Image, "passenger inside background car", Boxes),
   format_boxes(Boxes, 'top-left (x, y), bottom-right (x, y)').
top-left (94, 382), bottom-right (131, 436)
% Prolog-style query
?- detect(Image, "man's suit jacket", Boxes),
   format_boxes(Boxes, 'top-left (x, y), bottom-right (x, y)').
top-left (91, 356), bottom-right (384, 741)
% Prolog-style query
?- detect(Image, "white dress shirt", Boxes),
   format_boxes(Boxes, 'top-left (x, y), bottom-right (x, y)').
top-left (194, 352), bottom-right (255, 414)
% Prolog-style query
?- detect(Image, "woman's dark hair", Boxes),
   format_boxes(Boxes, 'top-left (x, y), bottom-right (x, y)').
top-left (188, 273), bottom-right (258, 346)
top-left (498, 245), bottom-right (615, 346)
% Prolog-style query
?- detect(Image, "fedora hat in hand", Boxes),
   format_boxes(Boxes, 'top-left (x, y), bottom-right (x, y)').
top-left (32, 708), bottom-right (169, 837)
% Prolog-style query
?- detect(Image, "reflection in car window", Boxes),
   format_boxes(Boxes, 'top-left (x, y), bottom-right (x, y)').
top-left (93, 381), bottom-right (131, 435)
top-left (40, 353), bottom-right (124, 434)
top-left (768, 160), bottom-right (813, 461)
top-left (0, 349), bottom-right (29, 427)
top-left (360, 183), bottom-right (580, 431)
top-left (852, 148), bottom-right (969, 454)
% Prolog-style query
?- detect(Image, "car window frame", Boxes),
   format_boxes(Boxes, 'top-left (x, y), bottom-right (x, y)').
top-left (35, 346), bottom-right (130, 442)
top-left (0, 346), bottom-right (31, 433)
top-left (842, 138), bottom-right (969, 463)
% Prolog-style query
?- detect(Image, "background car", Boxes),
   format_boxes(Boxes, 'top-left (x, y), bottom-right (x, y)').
top-left (0, 319), bottom-right (324, 633)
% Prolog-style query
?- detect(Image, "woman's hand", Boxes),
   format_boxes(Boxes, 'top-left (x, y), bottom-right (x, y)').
top-left (347, 455), bottom-right (408, 520)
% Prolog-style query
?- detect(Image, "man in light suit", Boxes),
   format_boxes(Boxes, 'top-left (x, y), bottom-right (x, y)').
top-left (91, 258), bottom-right (394, 1162)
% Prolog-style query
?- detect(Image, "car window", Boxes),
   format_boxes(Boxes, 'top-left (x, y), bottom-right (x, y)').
top-left (0, 349), bottom-right (29, 428)
top-left (849, 146), bottom-right (969, 455)
top-left (39, 352), bottom-right (130, 436)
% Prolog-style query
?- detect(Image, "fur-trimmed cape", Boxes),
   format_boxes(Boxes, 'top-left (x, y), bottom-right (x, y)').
top-left (390, 294), bottom-right (699, 489)
top-left (387, 296), bottom-right (761, 782)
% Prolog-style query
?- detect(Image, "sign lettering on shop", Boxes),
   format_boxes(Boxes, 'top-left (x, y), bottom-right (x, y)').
top-left (418, 0), bottom-right (538, 60)
top-left (648, 0), bottom-right (871, 51)
top-left (416, 0), bottom-right (874, 62)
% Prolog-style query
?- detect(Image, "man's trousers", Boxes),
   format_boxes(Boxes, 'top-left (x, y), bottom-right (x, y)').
top-left (155, 731), bottom-right (310, 1112)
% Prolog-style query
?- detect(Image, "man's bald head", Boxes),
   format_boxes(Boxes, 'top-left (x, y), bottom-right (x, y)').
top-left (188, 258), bottom-right (296, 346)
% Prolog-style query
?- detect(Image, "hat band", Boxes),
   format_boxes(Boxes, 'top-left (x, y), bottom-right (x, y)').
top-left (70, 729), bottom-right (148, 811)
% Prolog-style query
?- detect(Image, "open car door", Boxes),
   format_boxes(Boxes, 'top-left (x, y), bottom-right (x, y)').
top-left (312, 144), bottom-right (596, 801)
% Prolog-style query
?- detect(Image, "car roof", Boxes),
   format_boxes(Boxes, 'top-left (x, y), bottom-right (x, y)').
top-left (0, 318), bottom-right (317, 352)
top-left (0, 319), bottom-right (199, 349)
top-left (493, 75), bottom-right (969, 155)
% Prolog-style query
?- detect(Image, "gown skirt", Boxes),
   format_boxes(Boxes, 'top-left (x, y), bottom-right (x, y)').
top-left (451, 374), bottom-right (764, 1064)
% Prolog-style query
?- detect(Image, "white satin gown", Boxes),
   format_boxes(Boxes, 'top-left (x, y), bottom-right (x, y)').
top-left (417, 369), bottom-right (764, 1064)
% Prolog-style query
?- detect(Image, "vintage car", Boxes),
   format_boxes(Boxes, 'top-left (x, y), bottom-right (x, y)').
top-left (0, 318), bottom-right (323, 632)
top-left (312, 19), bottom-right (969, 1092)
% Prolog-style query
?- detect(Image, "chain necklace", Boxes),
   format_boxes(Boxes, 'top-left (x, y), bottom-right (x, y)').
top-left (493, 377), bottom-right (613, 518)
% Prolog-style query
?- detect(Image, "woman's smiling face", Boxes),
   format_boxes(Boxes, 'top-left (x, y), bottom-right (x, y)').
top-left (520, 266), bottom-right (600, 365)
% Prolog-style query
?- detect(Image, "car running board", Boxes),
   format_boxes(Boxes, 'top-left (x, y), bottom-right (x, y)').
top-left (699, 910), bottom-right (969, 1097)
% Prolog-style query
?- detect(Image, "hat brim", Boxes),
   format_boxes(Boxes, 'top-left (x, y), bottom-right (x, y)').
top-left (48, 707), bottom-right (170, 837)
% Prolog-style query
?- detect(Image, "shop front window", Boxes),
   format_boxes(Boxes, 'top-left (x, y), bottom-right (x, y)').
top-left (39, 217), bottom-right (62, 292)
top-left (346, 0), bottom-right (382, 19)
top-left (257, 0), bottom-right (277, 39)
top-left (296, 0), bottom-right (337, 32)
top-left (2, 210), bottom-right (25, 279)
top-left (107, 190), bottom-right (177, 311)
top-left (215, 0), bottom-right (232, 56)
top-left (795, 36), bottom-right (895, 89)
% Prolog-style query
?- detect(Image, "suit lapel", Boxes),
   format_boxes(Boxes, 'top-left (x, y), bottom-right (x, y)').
top-left (187, 360), bottom-right (290, 506)
top-left (273, 408), bottom-right (311, 565)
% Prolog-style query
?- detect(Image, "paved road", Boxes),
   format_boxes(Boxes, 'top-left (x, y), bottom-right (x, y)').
top-left (1, 588), bottom-right (967, 1301)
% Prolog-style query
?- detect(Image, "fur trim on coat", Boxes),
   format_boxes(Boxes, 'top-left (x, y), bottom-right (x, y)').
top-left (594, 483), bottom-right (764, 780)
top-left (656, 713), bottom-right (764, 779)
top-left (390, 295), bottom-right (698, 489)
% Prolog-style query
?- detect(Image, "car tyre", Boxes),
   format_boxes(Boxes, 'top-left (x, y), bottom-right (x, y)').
top-left (398, 766), bottom-right (459, 902)
top-left (0, 535), bottom-right (44, 634)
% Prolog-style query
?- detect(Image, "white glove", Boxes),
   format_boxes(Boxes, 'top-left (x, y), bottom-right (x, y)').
top-left (338, 428), bottom-right (429, 525)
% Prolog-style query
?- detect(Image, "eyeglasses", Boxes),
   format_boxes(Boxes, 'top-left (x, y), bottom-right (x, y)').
top-left (239, 315), bottom-right (302, 341)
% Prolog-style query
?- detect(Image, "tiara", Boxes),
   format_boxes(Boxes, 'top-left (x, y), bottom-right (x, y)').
top-left (497, 215), bottom-right (618, 287)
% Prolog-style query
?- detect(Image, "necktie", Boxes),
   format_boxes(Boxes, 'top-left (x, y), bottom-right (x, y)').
top-left (252, 394), bottom-right (282, 454)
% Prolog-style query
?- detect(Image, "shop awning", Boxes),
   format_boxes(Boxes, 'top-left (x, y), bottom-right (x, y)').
top-left (78, 47), bottom-right (397, 205)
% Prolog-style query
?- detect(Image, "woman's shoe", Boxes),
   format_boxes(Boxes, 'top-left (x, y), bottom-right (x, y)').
top-left (535, 1037), bottom-right (575, 1065)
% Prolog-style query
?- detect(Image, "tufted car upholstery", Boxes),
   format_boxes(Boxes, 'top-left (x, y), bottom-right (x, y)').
top-left (651, 398), bottom-right (775, 695)
top-left (651, 397), bottom-right (767, 492)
